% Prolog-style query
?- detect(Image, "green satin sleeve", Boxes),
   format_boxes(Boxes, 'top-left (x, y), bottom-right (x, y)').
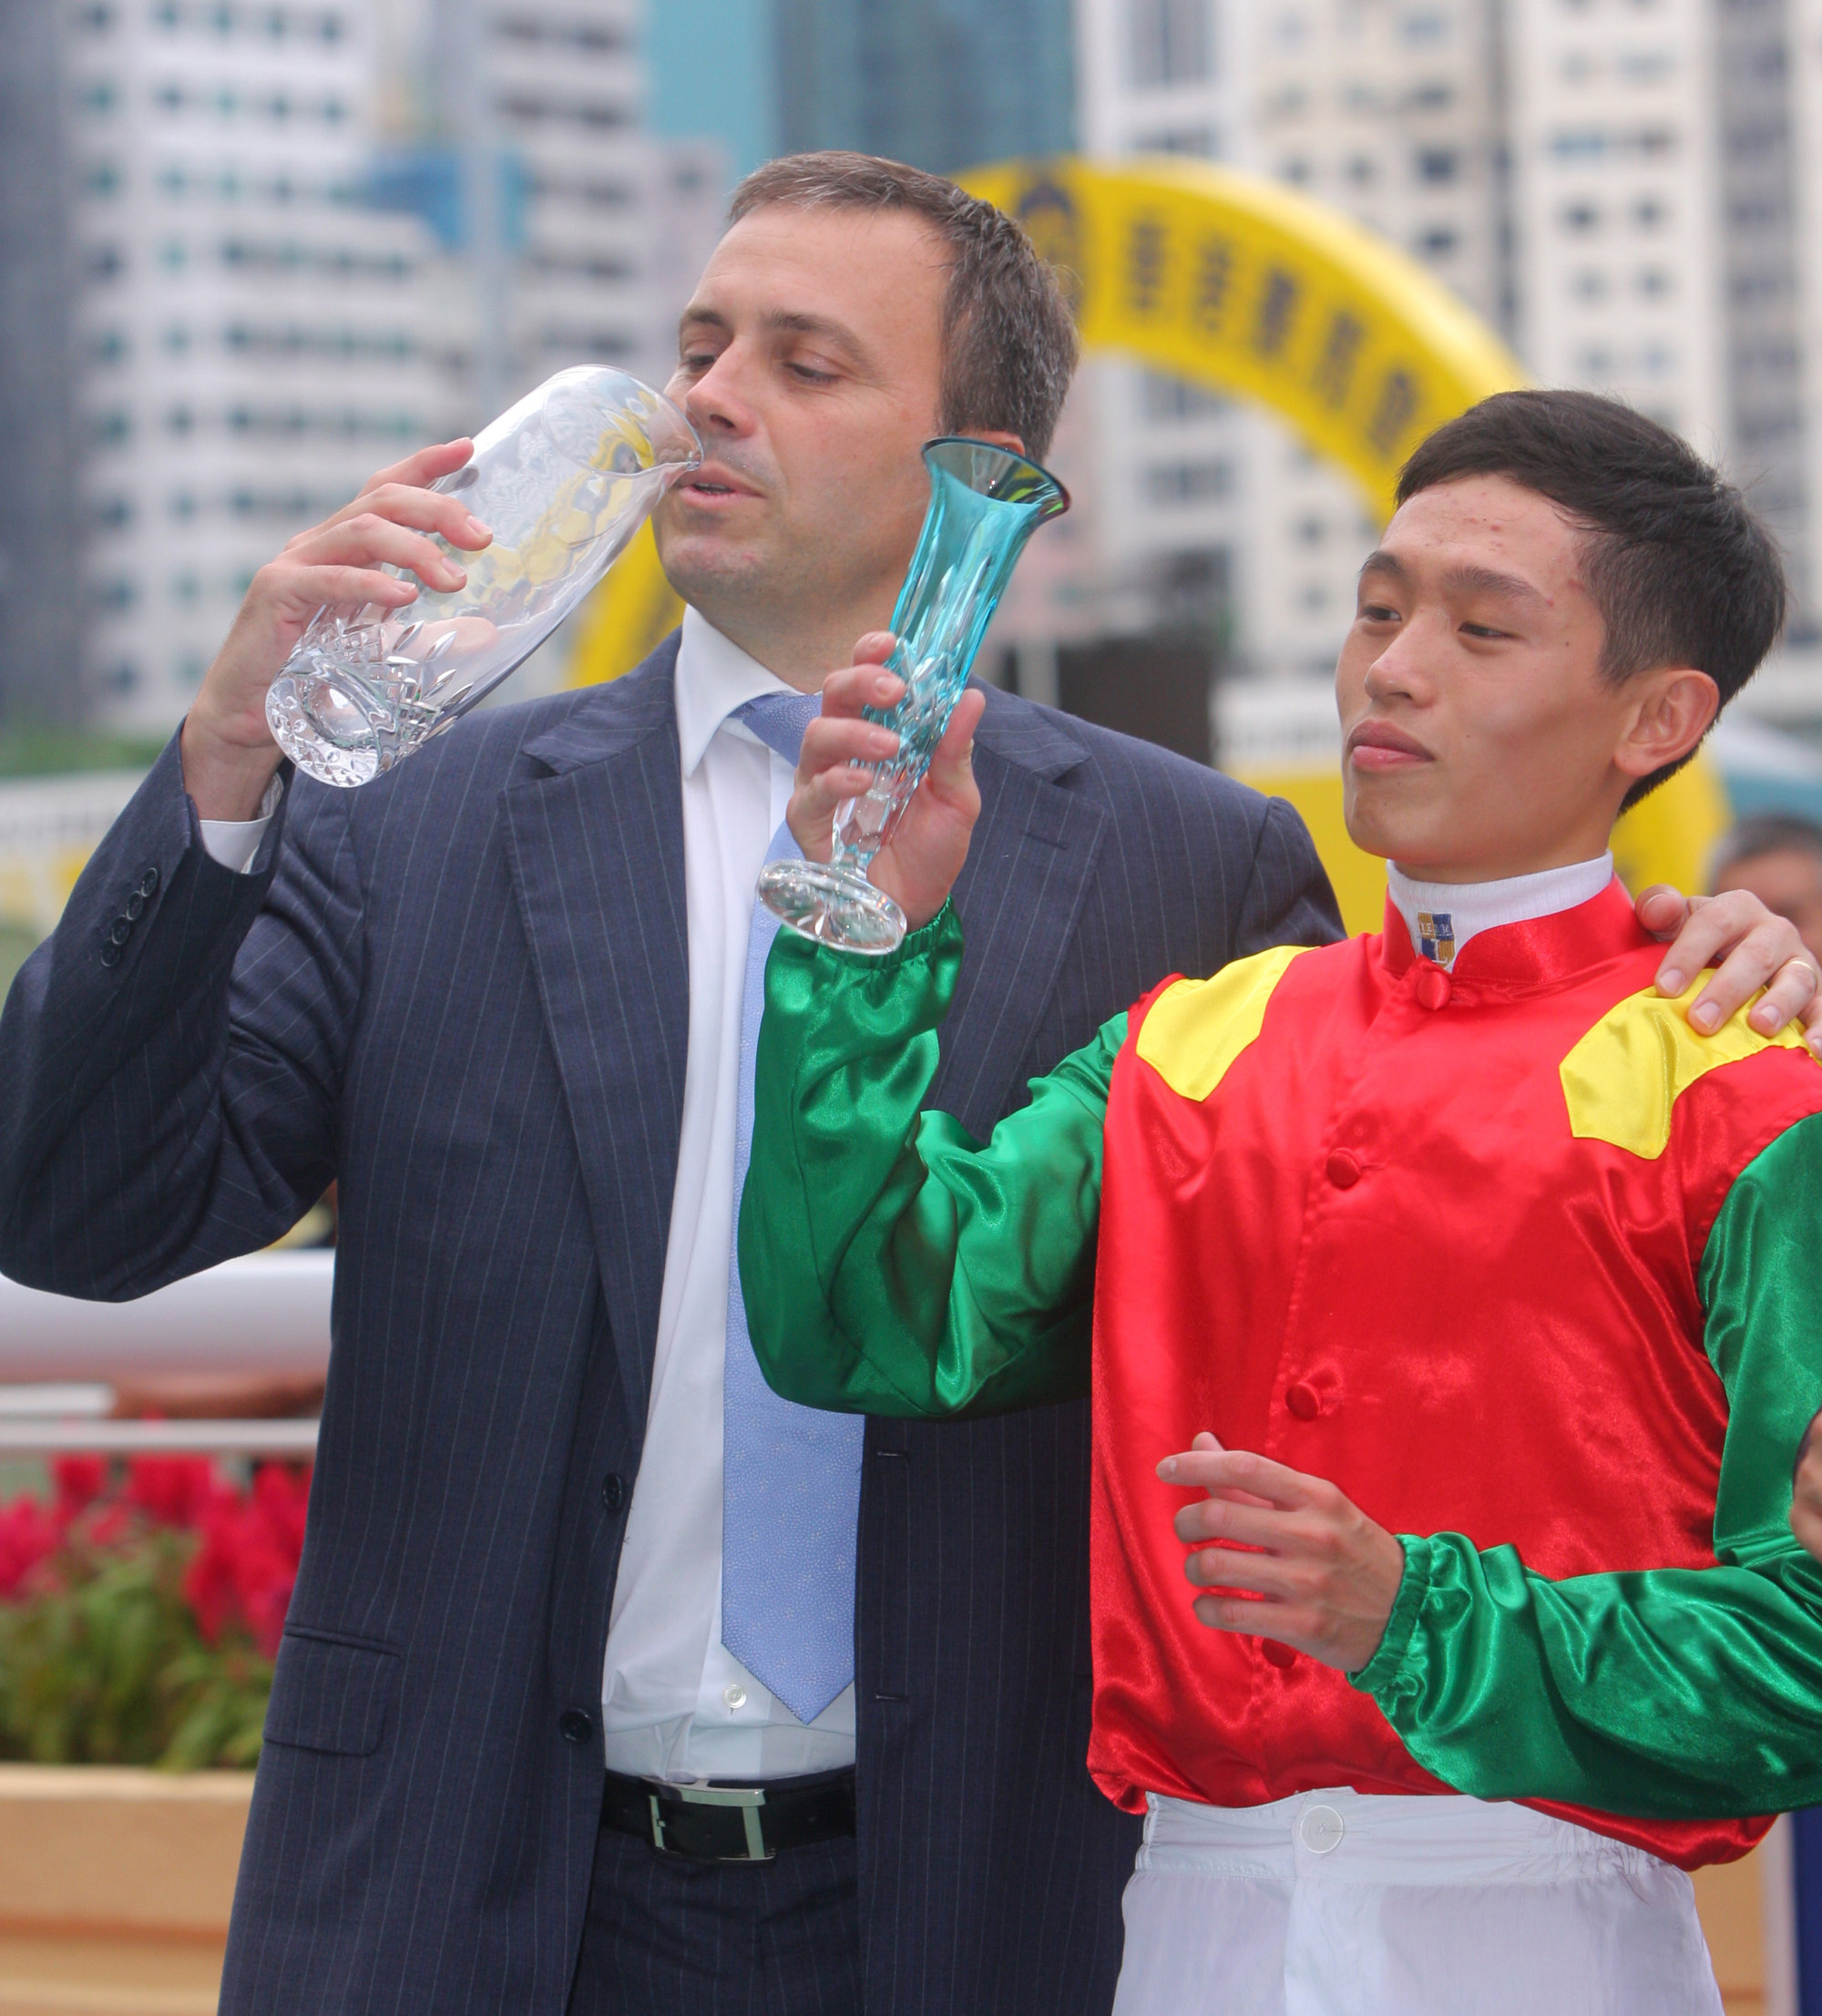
top-left (736, 901), bottom-right (1119, 1419)
top-left (1354, 1110), bottom-right (1822, 1816)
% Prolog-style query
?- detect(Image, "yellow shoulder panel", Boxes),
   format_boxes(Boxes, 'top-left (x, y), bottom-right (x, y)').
top-left (1135, 944), bottom-right (1311, 1102)
top-left (1560, 977), bottom-right (1817, 1160)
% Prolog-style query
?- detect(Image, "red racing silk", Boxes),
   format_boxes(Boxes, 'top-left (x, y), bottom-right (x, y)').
top-left (1090, 879), bottom-right (1822, 1867)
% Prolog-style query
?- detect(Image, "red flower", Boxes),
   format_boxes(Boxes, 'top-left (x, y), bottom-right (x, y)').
top-left (181, 1463), bottom-right (312, 1656)
top-left (52, 1454), bottom-right (107, 1523)
top-left (0, 1495), bottom-right (61, 1597)
top-left (125, 1454), bottom-right (221, 1530)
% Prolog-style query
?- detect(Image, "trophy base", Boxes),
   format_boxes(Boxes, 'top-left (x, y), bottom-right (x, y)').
top-left (267, 670), bottom-right (388, 789)
top-left (758, 859), bottom-right (907, 957)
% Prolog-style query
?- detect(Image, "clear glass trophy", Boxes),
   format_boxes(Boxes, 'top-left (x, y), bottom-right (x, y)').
top-left (266, 366), bottom-right (701, 787)
top-left (756, 436), bottom-right (1069, 955)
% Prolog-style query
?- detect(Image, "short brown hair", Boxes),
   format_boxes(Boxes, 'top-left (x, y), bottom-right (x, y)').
top-left (727, 150), bottom-right (1080, 463)
top-left (1397, 390), bottom-right (1787, 809)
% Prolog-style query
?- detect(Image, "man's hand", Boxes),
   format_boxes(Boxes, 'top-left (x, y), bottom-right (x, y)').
top-left (787, 633), bottom-right (987, 932)
top-left (1159, 1432), bottom-right (1406, 1673)
top-left (1793, 1413), bottom-right (1822, 1562)
top-left (1637, 885), bottom-right (1822, 1051)
top-left (178, 439), bottom-right (493, 820)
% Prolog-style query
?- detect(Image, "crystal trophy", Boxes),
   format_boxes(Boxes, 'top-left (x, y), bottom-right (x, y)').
top-left (756, 436), bottom-right (1069, 955)
top-left (266, 366), bottom-right (701, 787)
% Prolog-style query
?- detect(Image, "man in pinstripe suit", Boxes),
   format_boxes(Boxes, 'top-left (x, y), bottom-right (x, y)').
top-left (0, 153), bottom-right (1808, 2016)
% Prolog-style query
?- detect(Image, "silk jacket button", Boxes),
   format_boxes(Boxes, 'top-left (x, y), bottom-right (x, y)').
top-left (600, 1472), bottom-right (627, 1513)
top-left (1261, 1639), bottom-right (1297, 1670)
top-left (1285, 1381), bottom-right (1321, 1420)
top-left (1415, 964), bottom-right (1452, 1010)
top-left (1325, 1149), bottom-right (1361, 1189)
top-left (559, 1708), bottom-right (594, 1745)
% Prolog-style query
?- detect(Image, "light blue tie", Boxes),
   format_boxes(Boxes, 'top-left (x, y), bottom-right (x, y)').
top-left (722, 690), bottom-right (865, 1725)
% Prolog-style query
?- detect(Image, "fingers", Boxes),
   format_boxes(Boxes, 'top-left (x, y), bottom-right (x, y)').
top-left (792, 713), bottom-right (903, 834)
top-left (290, 514), bottom-right (474, 595)
top-left (302, 481), bottom-right (493, 558)
top-left (925, 688), bottom-right (985, 796)
top-left (1636, 884), bottom-right (1694, 944)
top-left (815, 647), bottom-right (903, 722)
top-left (1755, 954), bottom-right (1822, 1045)
top-left (251, 558), bottom-right (420, 617)
top-left (1689, 921), bottom-right (1815, 1036)
top-left (1156, 1444), bottom-right (1316, 1510)
top-left (356, 437), bottom-right (476, 498)
top-left (1653, 887), bottom-right (1801, 1018)
top-left (1173, 1491), bottom-right (1307, 1554)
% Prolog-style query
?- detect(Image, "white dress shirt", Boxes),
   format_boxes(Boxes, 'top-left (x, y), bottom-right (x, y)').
top-left (1386, 854), bottom-right (1614, 968)
top-left (597, 607), bottom-right (856, 1781)
top-left (199, 615), bottom-right (856, 1782)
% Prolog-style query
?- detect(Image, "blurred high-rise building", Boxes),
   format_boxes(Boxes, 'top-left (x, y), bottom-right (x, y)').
top-left (1076, 0), bottom-right (1822, 698)
top-left (57, 1), bottom-right (469, 733)
top-left (0, 2), bottom-right (84, 730)
top-left (777, 0), bottom-right (1074, 173)
top-left (10, 0), bottom-right (718, 737)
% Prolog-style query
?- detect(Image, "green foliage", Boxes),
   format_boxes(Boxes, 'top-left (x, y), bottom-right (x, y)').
top-left (0, 1519), bottom-right (271, 1770)
top-left (0, 724), bottom-right (165, 778)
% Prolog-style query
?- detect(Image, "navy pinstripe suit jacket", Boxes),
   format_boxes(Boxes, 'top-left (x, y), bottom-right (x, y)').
top-left (0, 635), bottom-right (1338, 2016)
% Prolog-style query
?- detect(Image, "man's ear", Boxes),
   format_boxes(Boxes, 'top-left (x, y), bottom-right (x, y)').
top-left (1613, 667), bottom-right (1721, 786)
top-left (956, 427), bottom-right (1028, 456)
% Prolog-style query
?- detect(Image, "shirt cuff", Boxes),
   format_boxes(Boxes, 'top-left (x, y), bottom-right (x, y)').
top-left (1348, 1533), bottom-right (1432, 1695)
top-left (198, 773), bottom-right (284, 875)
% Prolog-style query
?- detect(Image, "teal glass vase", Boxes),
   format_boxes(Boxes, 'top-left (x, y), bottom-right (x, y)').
top-left (757, 436), bottom-right (1069, 954)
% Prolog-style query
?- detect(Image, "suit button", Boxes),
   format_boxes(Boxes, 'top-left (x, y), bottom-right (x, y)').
top-left (600, 1472), bottom-right (627, 1513)
top-left (138, 866), bottom-right (159, 897)
top-left (559, 1709), bottom-right (594, 1745)
top-left (1415, 965), bottom-right (1452, 1010)
top-left (100, 944), bottom-right (122, 969)
top-left (107, 917), bottom-right (132, 947)
top-left (1325, 1149), bottom-right (1360, 1189)
top-left (125, 890), bottom-right (146, 920)
top-left (1261, 1639), bottom-right (1297, 1670)
top-left (1285, 1381), bottom-right (1321, 1420)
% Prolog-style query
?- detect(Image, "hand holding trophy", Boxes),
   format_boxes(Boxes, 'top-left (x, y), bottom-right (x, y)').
top-left (758, 437), bottom-right (1069, 954)
top-left (266, 367), bottom-right (701, 787)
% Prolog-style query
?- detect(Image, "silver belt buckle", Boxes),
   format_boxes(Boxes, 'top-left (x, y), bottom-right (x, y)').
top-left (651, 1782), bottom-right (772, 1861)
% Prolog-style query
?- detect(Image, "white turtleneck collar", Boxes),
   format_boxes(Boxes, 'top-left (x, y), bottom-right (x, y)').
top-left (1386, 854), bottom-right (1615, 968)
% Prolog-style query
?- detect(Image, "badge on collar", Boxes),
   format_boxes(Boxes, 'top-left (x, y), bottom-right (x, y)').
top-left (1418, 911), bottom-right (1456, 967)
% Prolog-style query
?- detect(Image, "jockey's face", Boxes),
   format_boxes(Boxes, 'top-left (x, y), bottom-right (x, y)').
top-left (1336, 474), bottom-right (1718, 884)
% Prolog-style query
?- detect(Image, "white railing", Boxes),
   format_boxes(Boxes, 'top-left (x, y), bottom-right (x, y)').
top-left (0, 1252), bottom-right (331, 1455)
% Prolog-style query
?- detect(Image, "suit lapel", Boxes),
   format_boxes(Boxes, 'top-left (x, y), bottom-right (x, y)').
top-left (502, 640), bottom-right (687, 1426)
top-left (930, 688), bottom-right (1107, 1136)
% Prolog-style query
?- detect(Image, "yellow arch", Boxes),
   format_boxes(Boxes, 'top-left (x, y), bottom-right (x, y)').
top-left (562, 156), bottom-right (1725, 924)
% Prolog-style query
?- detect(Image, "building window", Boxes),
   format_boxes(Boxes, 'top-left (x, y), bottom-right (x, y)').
top-left (1415, 147), bottom-right (1459, 183)
top-left (1418, 227), bottom-right (1459, 258)
top-left (1130, 0), bottom-right (1213, 86)
top-left (1571, 269), bottom-right (1606, 301)
top-left (1146, 460), bottom-right (1233, 506)
top-left (1637, 268), bottom-right (1672, 298)
top-left (1561, 201), bottom-right (1600, 232)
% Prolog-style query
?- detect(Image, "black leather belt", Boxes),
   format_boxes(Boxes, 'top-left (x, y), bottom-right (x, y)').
top-left (601, 1766), bottom-right (855, 1864)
